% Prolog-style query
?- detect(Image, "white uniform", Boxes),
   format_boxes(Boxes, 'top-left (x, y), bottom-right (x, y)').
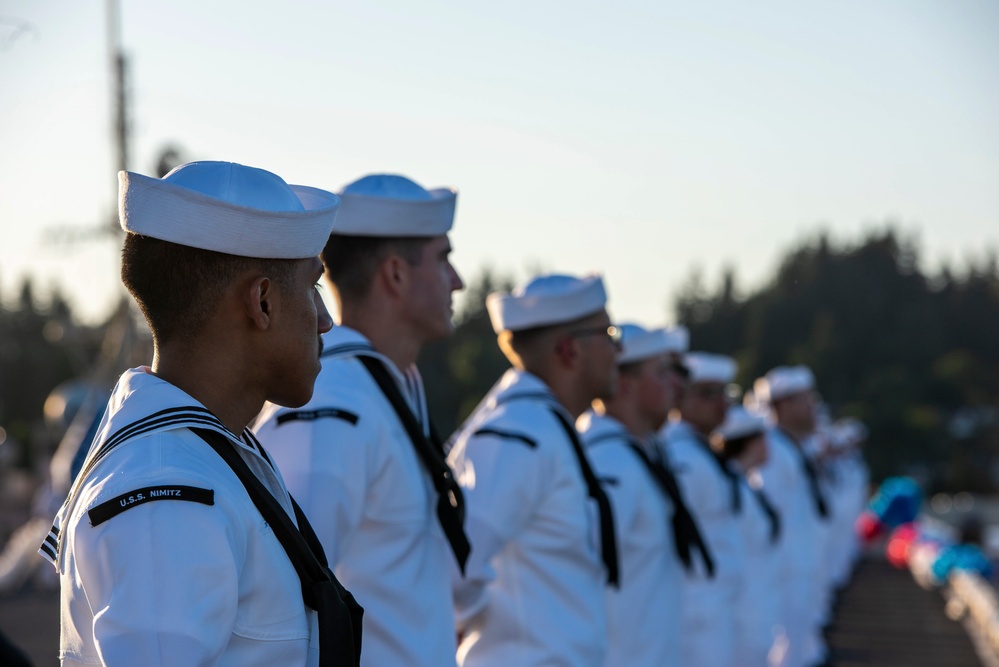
top-left (826, 450), bottom-right (868, 588)
top-left (448, 369), bottom-right (608, 667)
top-left (43, 367), bottom-right (319, 667)
top-left (578, 412), bottom-right (682, 667)
top-left (758, 427), bottom-right (828, 667)
top-left (664, 420), bottom-right (743, 667)
top-left (255, 326), bottom-right (456, 667)
top-left (734, 473), bottom-right (783, 667)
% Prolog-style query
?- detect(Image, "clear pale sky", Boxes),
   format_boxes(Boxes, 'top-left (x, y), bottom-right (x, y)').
top-left (2, 0), bottom-right (997, 326)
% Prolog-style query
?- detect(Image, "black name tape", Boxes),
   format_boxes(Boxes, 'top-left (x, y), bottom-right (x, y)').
top-left (276, 407), bottom-right (359, 426)
top-left (88, 485), bottom-right (215, 526)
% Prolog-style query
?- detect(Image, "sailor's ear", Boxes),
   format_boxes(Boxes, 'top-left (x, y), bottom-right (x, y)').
top-left (244, 275), bottom-right (274, 331)
top-left (555, 334), bottom-right (579, 368)
top-left (376, 252), bottom-right (411, 300)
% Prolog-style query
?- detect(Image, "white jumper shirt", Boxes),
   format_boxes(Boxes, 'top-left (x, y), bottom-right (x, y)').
top-left (578, 412), bottom-right (683, 667)
top-left (664, 420), bottom-right (744, 667)
top-left (758, 427), bottom-right (828, 667)
top-left (43, 367), bottom-right (318, 667)
top-left (255, 326), bottom-right (457, 667)
top-left (447, 369), bottom-right (608, 667)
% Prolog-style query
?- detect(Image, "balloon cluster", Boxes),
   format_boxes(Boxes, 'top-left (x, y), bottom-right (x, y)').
top-left (856, 477), bottom-right (994, 585)
top-left (855, 476), bottom-right (923, 542)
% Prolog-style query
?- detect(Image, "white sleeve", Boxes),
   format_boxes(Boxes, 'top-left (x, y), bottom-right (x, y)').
top-left (259, 407), bottom-right (376, 565)
top-left (73, 482), bottom-right (242, 666)
top-left (449, 430), bottom-right (546, 625)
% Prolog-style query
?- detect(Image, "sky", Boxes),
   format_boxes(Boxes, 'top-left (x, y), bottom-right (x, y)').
top-left (1, 0), bottom-right (998, 327)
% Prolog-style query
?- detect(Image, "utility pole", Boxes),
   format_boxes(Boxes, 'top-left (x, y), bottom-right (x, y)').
top-left (107, 0), bottom-right (128, 227)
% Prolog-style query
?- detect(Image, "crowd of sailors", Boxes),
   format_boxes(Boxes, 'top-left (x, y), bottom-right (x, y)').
top-left (33, 162), bottom-right (870, 667)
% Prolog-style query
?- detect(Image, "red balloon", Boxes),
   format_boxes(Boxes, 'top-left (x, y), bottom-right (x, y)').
top-left (855, 510), bottom-right (883, 542)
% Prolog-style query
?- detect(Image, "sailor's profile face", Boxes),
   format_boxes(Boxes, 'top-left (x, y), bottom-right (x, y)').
top-left (402, 234), bottom-right (464, 343)
top-left (684, 381), bottom-right (729, 433)
top-left (636, 353), bottom-right (673, 430)
top-left (268, 256), bottom-right (332, 408)
top-left (575, 309), bottom-right (619, 402)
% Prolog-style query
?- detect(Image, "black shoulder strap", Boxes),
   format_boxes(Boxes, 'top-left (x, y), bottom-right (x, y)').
top-left (192, 428), bottom-right (363, 667)
top-left (626, 440), bottom-right (716, 577)
top-left (356, 356), bottom-right (470, 573)
top-left (549, 409), bottom-right (619, 588)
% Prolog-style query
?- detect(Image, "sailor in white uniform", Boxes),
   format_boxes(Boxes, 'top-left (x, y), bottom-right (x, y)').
top-left (714, 406), bottom-right (784, 667)
top-left (39, 161), bottom-right (361, 667)
top-left (663, 352), bottom-right (744, 667)
top-left (255, 174), bottom-right (469, 667)
top-left (579, 324), bottom-right (713, 667)
top-left (752, 366), bottom-right (831, 667)
top-left (448, 273), bottom-right (620, 667)
top-left (825, 419), bottom-right (869, 589)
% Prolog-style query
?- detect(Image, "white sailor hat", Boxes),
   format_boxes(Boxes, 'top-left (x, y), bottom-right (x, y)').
top-left (831, 417), bottom-right (868, 449)
top-left (617, 323), bottom-right (685, 364)
top-left (332, 173), bottom-right (457, 237)
top-left (664, 326), bottom-right (690, 355)
top-left (119, 161), bottom-right (340, 259)
top-left (715, 405), bottom-right (767, 441)
top-left (684, 352), bottom-right (737, 384)
top-left (486, 273), bottom-right (607, 333)
top-left (753, 365), bottom-right (816, 404)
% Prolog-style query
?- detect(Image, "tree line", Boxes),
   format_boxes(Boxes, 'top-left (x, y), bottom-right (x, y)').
top-left (2, 226), bottom-right (998, 491)
top-left (419, 228), bottom-right (999, 493)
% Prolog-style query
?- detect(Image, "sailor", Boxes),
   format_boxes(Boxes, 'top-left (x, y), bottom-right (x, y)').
top-left (578, 324), bottom-right (713, 667)
top-left (663, 352), bottom-right (744, 667)
top-left (39, 161), bottom-right (362, 667)
top-left (713, 405), bottom-right (784, 667)
top-left (825, 418), bottom-right (869, 589)
top-left (254, 174), bottom-right (469, 667)
top-left (447, 273), bottom-right (620, 667)
top-left (752, 365), bottom-right (831, 667)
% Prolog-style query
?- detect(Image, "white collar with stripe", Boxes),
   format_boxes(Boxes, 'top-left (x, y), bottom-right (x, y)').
top-left (320, 325), bottom-right (429, 432)
top-left (40, 367), bottom-right (264, 569)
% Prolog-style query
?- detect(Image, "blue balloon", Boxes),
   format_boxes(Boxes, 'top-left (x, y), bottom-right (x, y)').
top-left (868, 477), bottom-right (923, 528)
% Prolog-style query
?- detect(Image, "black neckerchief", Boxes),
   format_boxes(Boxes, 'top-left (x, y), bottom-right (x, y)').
top-left (193, 428), bottom-right (363, 667)
top-left (357, 356), bottom-right (470, 573)
top-left (494, 391), bottom-right (619, 587)
top-left (745, 480), bottom-right (781, 544)
top-left (548, 409), bottom-right (620, 588)
top-left (776, 426), bottom-right (829, 520)
top-left (689, 429), bottom-right (742, 514)
top-left (604, 431), bottom-right (715, 577)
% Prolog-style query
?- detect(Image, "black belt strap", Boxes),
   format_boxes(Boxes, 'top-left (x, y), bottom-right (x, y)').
top-left (357, 356), bottom-right (470, 573)
top-left (627, 441), bottom-right (715, 577)
top-left (192, 428), bottom-right (363, 667)
top-left (549, 409), bottom-right (620, 587)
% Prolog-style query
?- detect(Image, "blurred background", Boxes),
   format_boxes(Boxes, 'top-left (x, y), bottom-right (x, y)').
top-left (1, 1), bottom-right (997, 664)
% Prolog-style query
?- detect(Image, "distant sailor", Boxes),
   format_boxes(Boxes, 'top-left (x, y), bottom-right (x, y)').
top-left (824, 418), bottom-right (869, 590)
top-left (448, 273), bottom-right (620, 667)
top-left (662, 352), bottom-right (744, 667)
top-left (752, 366), bottom-right (831, 667)
top-left (714, 406), bottom-right (784, 667)
top-left (40, 161), bottom-right (361, 667)
top-left (579, 324), bottom-right (713, 667)
top-left (255, 174), bottom-right (469, 667)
